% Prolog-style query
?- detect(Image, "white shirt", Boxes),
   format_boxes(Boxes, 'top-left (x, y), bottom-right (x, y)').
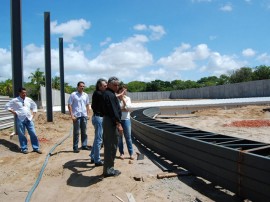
top-left (5, 96), bottom-right (37, 121)
top-left (119, 95), bottom-right (132, 120)
top-left (68, 91), bottom-right (89, 118)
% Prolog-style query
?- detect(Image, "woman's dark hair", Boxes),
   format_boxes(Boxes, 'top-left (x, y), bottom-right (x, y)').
top-left (117, 84), bottom-right (127, 93)
top-left (95, 78), bottom-right (107, 91)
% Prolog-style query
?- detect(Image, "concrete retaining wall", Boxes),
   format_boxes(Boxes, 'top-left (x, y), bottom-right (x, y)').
top-left (39, 79), bottom-right (270, 106)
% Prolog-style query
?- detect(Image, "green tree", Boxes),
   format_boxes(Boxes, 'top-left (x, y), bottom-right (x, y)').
top-left (0, 79), bottom-right (13, 97)
top-left (197, 76), bottom-right (219, 87)
top-left (64, 83), bottom-right (76, 94)
top-left (171, 80), bottom-right (186, 90)
top-left (217, 74), bottom-right (230, 85)
top-left (229, 67), bottom-right (253, 83)
top-left (252, 65), bottom-right (270, 80)
top-left (127, 81), bottom-right (147, 92)
top-left (146, 80), bottom-right (173, 91)
top-left (52, 76), bottom-right (60, 90)
top-left (24, 82), bottom-right (38, 100)
top-left (28, 68), bottom-right (45, 101)
top-left (85, 85), bottom-right (95, 93)
top-left (183, 80), bottom-right (200, 89)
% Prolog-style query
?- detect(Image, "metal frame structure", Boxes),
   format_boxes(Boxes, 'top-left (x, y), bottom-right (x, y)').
top-left (131, 107), bottom-right (270, 201)
top-left (0, 96), bottom-right (13, 130)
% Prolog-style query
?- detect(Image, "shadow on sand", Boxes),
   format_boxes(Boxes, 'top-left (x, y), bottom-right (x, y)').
top-left (63, 158), bottom-right (103, 187)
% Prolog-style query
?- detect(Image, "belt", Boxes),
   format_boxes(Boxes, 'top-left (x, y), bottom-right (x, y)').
top-left (94, 113), bottom-right (103, 117)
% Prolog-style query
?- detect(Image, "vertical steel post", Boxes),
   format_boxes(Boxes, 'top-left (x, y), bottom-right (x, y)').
top-left (44, 12), bottom-right (53, 122)
top-left (59, 38), bottom-right (65, 114)
top-left (10, 0), bottom-right (23, 96)
top-left (10, 0), bottom-right (23, 134)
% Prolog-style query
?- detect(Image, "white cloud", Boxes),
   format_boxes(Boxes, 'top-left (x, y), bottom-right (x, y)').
top-left (156, 43), bottom-right (248, 78)
top-left (133, 24), bottom-right (147, 31)
top-left (220, 3), bottom-right (233, 12)
top-left (133, 24), bottom-right (166, 40)
top-left (0, 48), bottom-right (11, 81)
top-left (157, 43), bottom-right (210, 70)
top-left (51, 19), bottom-right (91, 42)
top-left (257, 53), bottom-right (270, 64)
top-left (100, 37), bottom-right (112, 46)
top-left (242, 48), bottom-right (256, 57)
top-left (91, 35), bottom-right (153, 71)
top-left (149, 25), bottom-right (166, 40)
top-left (200, 52), bottom-right (246, 75)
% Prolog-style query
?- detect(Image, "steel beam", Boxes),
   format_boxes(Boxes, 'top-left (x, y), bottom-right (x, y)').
top-left (59, 38), bottom-right (65, 114)
top-left (44, 12), bottom-right (53, 122)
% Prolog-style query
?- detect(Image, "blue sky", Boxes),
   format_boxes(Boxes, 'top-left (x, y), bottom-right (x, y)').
top-left (1, 0), bottom-right (270, 87)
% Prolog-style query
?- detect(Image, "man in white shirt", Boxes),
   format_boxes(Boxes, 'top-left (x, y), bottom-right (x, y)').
top-left (5, 87), bottom-right (42, 154)
top-left (68, 81), bottom-right (91, 153)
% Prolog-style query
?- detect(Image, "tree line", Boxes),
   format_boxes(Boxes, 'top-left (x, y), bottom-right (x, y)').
top-left (1, 65), bottom-right (270, 100)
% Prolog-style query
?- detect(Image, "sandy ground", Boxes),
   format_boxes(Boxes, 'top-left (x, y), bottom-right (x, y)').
top-left (0, 105), bottom-right (270, 202)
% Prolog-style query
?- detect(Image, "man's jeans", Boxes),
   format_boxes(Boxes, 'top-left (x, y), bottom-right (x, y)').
top-left (73, 116), bottom-right (88, 150)
top-left (16, 117), bottom-right (39, 152)
top-left (90, 115), bottom-right (103, 163)
top-left (118, 119), bottom-right (133, 156)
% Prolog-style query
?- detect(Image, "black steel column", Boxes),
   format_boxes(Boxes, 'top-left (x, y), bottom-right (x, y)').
top-left (44, 12), bottom-right (53, 122)
top-left (59, 38), bottom-right (65, 114)
top-left (10, 0), bottom-right (23, 96)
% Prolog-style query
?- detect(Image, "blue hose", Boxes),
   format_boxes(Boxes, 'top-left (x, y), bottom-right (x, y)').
top-left (25, 126), bottom-right (73, 202)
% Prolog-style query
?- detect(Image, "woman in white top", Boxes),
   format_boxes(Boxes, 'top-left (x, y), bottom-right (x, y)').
top-left (117, 85), bottom-right (134, 160)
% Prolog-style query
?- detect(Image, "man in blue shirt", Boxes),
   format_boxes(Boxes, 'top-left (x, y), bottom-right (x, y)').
top-left (5, 87), bottom-right (42, 154)
top-left (68, 81), bottom-right (91, 153)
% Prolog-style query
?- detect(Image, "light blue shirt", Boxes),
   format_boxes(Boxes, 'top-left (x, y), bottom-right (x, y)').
top-left (68, 91), bottom-right (90, 118)
top-left (5, 96), bottom-right (37, 121)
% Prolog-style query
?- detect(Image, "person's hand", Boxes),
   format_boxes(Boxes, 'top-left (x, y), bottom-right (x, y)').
top-left (117, 124), bottom-right (124, 136)
top-left (10, 110), bottom-right (16, 115)
top-left (32, 112), bottom-right (36, 120)
top-left (71, 115), bottom-right (77, 122)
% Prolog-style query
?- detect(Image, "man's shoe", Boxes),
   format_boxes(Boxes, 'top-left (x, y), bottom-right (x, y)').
top-left (95, 161), bottom-right (104, 167)
top-left (73, 149), bottom-right (80, 153)
top-left (104, 170), bottom-right (121, 177)
top-left (22, 150), bottom-right (29, 154)
top-left (81, 146), bottom-right (91, 150)
top-left (33, 150), bottom-right (42, 154)
top-left (90, 159), bottom-right (94, 164)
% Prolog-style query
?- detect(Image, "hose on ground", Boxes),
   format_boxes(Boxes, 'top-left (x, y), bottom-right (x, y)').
top-left (25, 126), bottom-right (73, 202)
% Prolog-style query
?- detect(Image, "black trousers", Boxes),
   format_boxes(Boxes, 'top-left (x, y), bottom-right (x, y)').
top-left (102, 116), bottom-right (119, 175)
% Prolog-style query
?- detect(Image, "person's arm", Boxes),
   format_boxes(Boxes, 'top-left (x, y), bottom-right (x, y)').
top-left (29, 98), bottom-right (38, 118)
top-left (116, 121), bottom-right (123, 135)
top-left (68, 104), bottom-right (76, 121)
top-left (86, 103), bottom-right (91, 119)
top-left (85, 94), bottom-right (91, 119)
top-left (5, 99), bottom-right (16, 115)
top-left (67, 94), bottom-right (76, 121)
top-left (121, 96), bottom-right (131, 112)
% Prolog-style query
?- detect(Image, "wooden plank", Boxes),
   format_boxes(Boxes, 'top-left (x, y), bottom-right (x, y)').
top-left (126, 192), bottom-right (136, 202)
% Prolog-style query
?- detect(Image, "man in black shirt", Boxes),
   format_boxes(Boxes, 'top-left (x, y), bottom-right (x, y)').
top-left (102, 76), bottom-right (123, 177)
top-left (90, 78), bottom-right (107, 166)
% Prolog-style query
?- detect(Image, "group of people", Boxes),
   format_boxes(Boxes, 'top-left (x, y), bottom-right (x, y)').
top-left (5, 76), bottom-right (134, 178)
top-left (68, 77), bottom-right (134, 177)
